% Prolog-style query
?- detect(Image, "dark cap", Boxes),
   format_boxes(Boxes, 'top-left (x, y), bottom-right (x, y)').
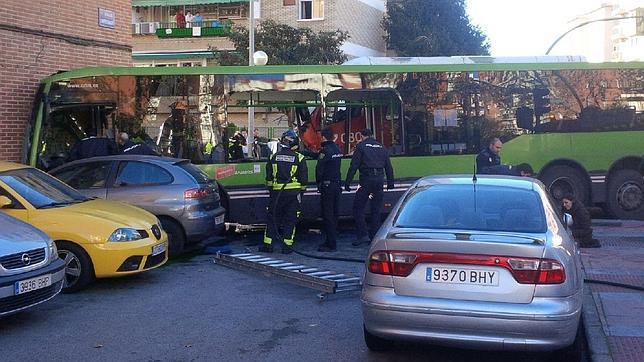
top-left (361, 128), bottom-right (373, 137)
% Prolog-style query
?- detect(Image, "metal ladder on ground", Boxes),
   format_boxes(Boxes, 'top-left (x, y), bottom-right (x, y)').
top-left (213, 252), bottom-right (362, 301)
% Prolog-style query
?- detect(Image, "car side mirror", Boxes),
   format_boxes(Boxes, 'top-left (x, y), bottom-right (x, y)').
top-left (563, 213), bottom-right (573, 228)
top-left (0, 195), bottom-right (13, 208)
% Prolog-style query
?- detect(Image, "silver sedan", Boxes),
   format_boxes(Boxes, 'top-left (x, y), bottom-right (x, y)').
top-left (361, 175), bottom-right (583, 352)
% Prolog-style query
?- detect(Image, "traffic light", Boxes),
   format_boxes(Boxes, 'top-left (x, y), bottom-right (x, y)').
top-left (515, 106), bottom-right (534, 130)
top-left (533, 88), bottom-right (551, 118)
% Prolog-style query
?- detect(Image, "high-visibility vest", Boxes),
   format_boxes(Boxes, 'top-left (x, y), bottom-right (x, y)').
top-left (266, 152), bottom-right (306, 190)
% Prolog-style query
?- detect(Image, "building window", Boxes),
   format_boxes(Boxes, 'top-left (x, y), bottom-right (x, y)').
top-left (299, 0), bottom-right (323, 20)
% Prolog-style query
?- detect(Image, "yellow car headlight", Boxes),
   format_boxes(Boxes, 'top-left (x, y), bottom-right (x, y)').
top-left (108, 228), bottom-right (144, 242)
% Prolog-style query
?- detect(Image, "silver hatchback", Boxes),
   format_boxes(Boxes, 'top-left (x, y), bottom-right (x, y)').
top-left (50, 155), bottom-right (226, 256)
top-left (361, 175), bottom-right (583, 352)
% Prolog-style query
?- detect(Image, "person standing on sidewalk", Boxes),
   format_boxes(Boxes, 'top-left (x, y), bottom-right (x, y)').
top-left (345, 128), bottom-right (394, 246)
top-left (261, 130), bottom-right (308, 254)
top-left (562, 194), bottom-right (601, 248)
top-left (316, 128), bottom-right (343, 252)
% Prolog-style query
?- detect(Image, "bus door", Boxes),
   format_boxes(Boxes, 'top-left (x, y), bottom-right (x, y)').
top-left (39, 103), bottom-right (116, 170)
top-left (324, 88), bottom-right (404, 155)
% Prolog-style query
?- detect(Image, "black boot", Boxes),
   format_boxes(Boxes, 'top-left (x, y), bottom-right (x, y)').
top-left (281, 245), bottom-right (293, 254)
top-left (258, 244), bottom-right (273, 253)
top-left (580, 238), bottom-right (601, 248)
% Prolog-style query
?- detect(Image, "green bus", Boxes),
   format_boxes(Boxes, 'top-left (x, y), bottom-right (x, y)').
top-left (27, 56), bottom-right (644, 226)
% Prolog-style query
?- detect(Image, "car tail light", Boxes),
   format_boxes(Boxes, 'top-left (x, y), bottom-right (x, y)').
top-left (184, 187), bottom-right (212, 199)
top-left (367, 251), bottom-right (565, 284)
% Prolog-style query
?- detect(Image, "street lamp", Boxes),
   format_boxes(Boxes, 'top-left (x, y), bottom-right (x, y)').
top-left (545, 15), bottom-right (643, 55)
top-left (253, 50), bottom-right (268, 66)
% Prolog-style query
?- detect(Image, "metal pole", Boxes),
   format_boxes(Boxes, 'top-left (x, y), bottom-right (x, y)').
top-left (545, 15), bottom-right (642, 55)
top-left (248, 0), bottom-right (256, 149)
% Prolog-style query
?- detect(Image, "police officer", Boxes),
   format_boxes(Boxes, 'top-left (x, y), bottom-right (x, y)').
top-left (228, 131), bottom-right (246, 162)
top-left (316, 128), bottom-right (343, 252)
top-left (476, 137), bottom-right (502, 174)
top-left (117, 132), bottom-right (158, 155)
top-left (261, 130), bottom-right (308, 254)
top-left (68, 130), bottom-right (118, 161)
top-left (345, 128), bottom-right (394, 246)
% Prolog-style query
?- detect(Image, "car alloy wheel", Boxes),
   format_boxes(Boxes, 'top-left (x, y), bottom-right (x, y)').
top-left (58, 249), bottom-right (82, 289)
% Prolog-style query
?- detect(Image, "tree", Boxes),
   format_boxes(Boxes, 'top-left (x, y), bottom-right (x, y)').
top-left (212, 20), bottom-right (349, 65)
top-left (383, 0), bottom-right (490, 57)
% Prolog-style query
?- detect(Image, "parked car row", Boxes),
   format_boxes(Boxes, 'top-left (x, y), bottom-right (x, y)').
top-left (0, 156), bottom-right (226, 316)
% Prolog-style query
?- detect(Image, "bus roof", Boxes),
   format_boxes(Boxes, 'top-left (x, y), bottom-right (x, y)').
top-left (41, 58), bottom-right (644, 84)
top-left (342, 55), bottom-right (588, 65)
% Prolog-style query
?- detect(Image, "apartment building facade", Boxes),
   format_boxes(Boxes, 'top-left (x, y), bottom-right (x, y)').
top-left (131, 0), bottom-right (386, 67)
top-left (0, 0), bottom-right (132, 162)
top-left (556, 1), bottom-right (643, 62)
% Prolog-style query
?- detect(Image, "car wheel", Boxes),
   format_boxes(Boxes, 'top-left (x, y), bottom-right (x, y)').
top-left (607, 169), bottom-right (644, 220)
top-left (57, 242), bottom-right (94, 293)
top-left (540, 165), bottom-right (590, 205)
top-left (363, 325), bottom-right (393, 352)
top-left (160, 218), bottom-right (185, 257)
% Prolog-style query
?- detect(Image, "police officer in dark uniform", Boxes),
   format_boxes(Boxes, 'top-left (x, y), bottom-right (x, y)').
top-left (68, 130), bottom-right (118, 161)
top-left (316, 128), bottom-right (343, 252)
top-left (476, 137), bottom-right (502, 174)
top-left (479, 163), bottom-right (534, 177)
top-left (345, 128), bottom-right (394, 246)
top-left (261, 130), bottom-right (308, 254)
top-left (117, 132), bottom-right (158, 155)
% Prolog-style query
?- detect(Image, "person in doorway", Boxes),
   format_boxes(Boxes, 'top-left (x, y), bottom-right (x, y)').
top-left (562, 194), bottom-right (601, 248)
top-left (68, 130), bottom-right (118, 161)
top-left (261, 130), bottom-right (308, 254)
top-left (316, 128), bottom-right (343, 252)
top-left (345, 128), bottom-right (394, 247)
top-left (476, 137), bottom-right (502, 174)
top-left (117, 132), bottom-right (157, 155)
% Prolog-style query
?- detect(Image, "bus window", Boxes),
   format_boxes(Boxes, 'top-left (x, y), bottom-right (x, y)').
top-left (324, 88), bottom-right (403, 156)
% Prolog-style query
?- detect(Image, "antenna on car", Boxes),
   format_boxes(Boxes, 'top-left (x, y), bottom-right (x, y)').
top-left (473, 163), bottom-right (478, 211)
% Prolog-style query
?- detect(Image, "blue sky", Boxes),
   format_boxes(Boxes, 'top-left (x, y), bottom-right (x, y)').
top-left (465, 0), bottom-right (619, 56)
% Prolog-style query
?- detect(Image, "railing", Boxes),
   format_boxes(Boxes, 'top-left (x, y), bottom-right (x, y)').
top-left (130, 20), bottom-right (233, 38)
top-left (132, 20), bottom-right (233, 36)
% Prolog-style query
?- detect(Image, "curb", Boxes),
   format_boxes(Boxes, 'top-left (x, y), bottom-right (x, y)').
top-left (582, 283), bottom-right (614, 362)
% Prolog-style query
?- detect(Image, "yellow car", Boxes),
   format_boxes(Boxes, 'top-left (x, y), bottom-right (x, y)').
top-left (0, 162), bottom-right (168, 292)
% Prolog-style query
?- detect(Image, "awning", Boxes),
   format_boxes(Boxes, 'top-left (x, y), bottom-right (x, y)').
top-left (133, 0), bottom-right (247, 7)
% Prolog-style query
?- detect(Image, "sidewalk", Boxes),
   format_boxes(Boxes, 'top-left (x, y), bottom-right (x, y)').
top-left (582, 220), bottom-right (644, 362)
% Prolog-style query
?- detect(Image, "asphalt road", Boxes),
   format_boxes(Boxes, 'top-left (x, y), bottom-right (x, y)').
top-left (0, 229), bottom-right (578, 362)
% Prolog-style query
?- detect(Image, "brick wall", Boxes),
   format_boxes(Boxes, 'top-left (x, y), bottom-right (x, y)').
top-left (0, 0), bottom-right (132, 163)
top-left (261, 0), bottom-right (385, 54)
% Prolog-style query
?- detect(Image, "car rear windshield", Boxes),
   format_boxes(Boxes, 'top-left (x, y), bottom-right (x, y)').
top-left (394, 184), bottom-right (546, 233)
top-left (176, 162), bottom-right (212, 184)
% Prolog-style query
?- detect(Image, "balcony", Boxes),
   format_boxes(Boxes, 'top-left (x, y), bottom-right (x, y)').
top-left (155, 20), bottom-right (233, 38)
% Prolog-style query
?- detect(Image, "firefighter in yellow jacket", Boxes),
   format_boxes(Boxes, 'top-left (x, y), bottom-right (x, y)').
top-left (260, 130), bottom-right (308, 254)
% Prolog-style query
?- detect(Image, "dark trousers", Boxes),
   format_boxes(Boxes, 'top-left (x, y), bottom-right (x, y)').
top-left (264, 190), bottom-right (300, 246)
top-left (353, 176), bottom-right (384, 241)
top-left (320, 181), bottom-right (341, 247)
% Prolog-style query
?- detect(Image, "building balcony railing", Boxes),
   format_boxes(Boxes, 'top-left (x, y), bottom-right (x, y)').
top-left (132, 20), bottom-right (234, 37)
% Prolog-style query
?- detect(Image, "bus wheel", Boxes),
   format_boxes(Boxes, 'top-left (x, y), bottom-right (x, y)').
top-left (607, 169), bottom-right (644, 220)
top-left (540, 165), bottom-right (590, 205)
